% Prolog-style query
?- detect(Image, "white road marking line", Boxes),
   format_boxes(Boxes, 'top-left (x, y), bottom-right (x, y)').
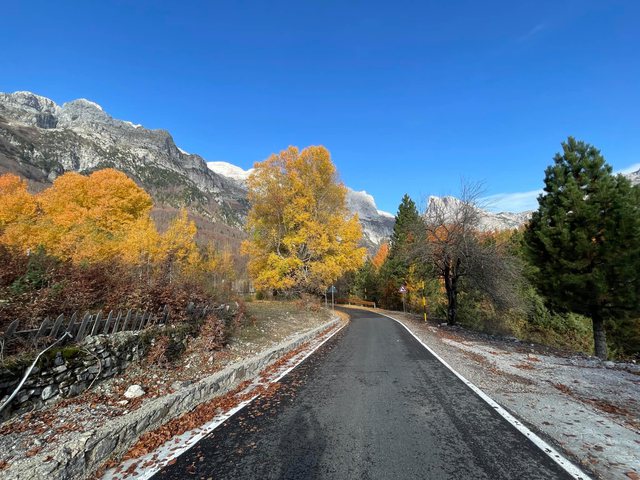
top-left (102, 321), bottom-right (346, 480)
top-left (375, 310), bottom-right (592, 480)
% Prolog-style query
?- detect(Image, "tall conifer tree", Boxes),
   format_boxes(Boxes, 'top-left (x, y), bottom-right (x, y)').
top-left (378, 194), bottom-right (422, 308)
top-left (524, 137), bottom-right (640, 359)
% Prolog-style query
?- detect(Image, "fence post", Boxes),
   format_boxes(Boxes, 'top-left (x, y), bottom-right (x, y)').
top-left (112, 311), bottom-right (123, 334)
top-left (76, 312), bottom-right (92, 341)
top-left (102, 311), bottom-right (114, 335)
top-left (49, 314), bottom-right (65, 339)
top-left (2, 320), bottom-right (19, 344)
top-left (33, 317), bottom-right (51, 341)
top-left (136, 311), bottom-right (148, 330)
top-left (121, 310), bottom-right (133, 331)
top-left (90, 311), bottom-right (103, 336)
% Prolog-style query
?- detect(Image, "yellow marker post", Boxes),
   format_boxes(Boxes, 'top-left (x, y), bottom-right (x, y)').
top-left (421, 280), bottom-right (427, 322)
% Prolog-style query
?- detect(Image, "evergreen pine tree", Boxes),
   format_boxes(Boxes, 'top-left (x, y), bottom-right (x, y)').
top-left (379, 194), bottom-right (422, 309)
top-left (389, 194), bottom-right (421, 259)
top-left (524, 137), bottom-right (640, 359)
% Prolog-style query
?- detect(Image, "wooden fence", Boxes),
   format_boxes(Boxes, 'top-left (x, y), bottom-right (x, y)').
top-left (1, 303), bottom-right (211, 347)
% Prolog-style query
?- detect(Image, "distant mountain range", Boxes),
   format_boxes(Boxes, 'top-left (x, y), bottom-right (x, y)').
top-left (1, 90), bottom-right (589, 252)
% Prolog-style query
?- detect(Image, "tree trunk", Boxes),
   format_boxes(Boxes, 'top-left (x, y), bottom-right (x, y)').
top-left (592, 313), bottom-right (608, 360)
top-left (444, 266), bottom-right (458, 325)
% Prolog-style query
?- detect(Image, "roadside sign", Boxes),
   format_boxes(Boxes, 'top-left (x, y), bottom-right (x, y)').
top-left (327, 285), bottom-right (337, 310)
top-left (399, 286), bottom-right (407, 294)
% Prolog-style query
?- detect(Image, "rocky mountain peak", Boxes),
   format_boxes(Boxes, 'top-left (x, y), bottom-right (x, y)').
top-left (0, 91), bottom-right (61, 128)
top-left (207, 162), bottom-right (254, 184)
top-left (1, 91), bottom-right (59, 113)
top-left (426, 195), bottom-right (530, 231)
top-left (625, 168), bottom-right (640, 185)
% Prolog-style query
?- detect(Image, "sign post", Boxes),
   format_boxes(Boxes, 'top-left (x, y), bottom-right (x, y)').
top-left (399, 285), bottom-right (407, 313)
top-left (328, 285), bottom-right (337, 310)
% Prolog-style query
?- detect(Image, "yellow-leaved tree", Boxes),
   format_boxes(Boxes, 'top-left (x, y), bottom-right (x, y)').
top-left (121, 216), bottom-right (163, 278)
top-left (35, 169), bottom-right (153, 262)
top-left (0, 174), bottom-right (38, 248)
top-left (159, 208), bottom-right (201, 282)
top-left (243, 146), bottom-right (365, 295)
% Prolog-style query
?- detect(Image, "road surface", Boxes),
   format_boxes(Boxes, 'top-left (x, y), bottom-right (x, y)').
top-left (153, 307), bottom-right (574, 479)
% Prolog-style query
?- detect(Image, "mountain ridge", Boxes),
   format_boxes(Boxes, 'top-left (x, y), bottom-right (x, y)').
top-left (0, 90), bottom-right (395, 249)
top-left (0, 90), bottom-right (551, 251)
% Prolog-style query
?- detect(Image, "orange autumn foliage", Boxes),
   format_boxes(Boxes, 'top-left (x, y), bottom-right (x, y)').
top-left (34, 169), bottom-right (154, 261)
top-left (0, 170), bottom-right (235, 283)
top-left (371, 242), bottom-right (389, 270)
top-left (0, 174), bottom-right (38, 248)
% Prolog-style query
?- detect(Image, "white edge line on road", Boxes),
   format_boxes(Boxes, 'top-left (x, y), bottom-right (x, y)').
top-left (376, 311), bottom-right (592, 480)
top-left (111, 320), bottom-right (347, 480)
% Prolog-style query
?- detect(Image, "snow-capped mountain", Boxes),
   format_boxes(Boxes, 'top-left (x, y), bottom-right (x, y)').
top-left (426, 196), bottom-right (531, 231)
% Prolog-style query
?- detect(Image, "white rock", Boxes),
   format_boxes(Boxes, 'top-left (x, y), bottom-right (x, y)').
top-left (124, 385), bottom-right (145, 399)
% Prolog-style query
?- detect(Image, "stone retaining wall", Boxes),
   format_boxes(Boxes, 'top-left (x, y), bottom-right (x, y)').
top-left (5, 317), bottom-right (340, 480)
top-left (0, 328), bottom-right (190, 420)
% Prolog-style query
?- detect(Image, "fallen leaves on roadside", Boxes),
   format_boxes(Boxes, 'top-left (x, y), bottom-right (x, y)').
top-left (513, 363), bottom-right (536, 371)
top-left (114, 327), bottom-right (335, 466)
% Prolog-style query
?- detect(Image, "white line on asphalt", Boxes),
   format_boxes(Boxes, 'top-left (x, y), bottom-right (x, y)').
top-left (103, 321), bottom-right (347, 480)
top-left (376, 311), bottom-right (592, 480)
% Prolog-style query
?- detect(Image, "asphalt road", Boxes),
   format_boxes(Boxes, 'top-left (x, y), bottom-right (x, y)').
top-left (153, 308), bottom-right (573, 479)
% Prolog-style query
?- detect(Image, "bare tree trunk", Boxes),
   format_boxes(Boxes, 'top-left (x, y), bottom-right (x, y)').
top-left (592, 313), bottom-right (608, 360)
top-left (444, 264), bottom-right (458, 325)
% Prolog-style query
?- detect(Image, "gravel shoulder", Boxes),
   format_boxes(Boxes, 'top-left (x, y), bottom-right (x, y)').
top-left (0, 301), bottom-right (333, 476)
top-left (372, 308), bottom-right (640, 480)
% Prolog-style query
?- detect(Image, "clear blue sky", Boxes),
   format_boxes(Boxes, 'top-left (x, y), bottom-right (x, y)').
top-left (2, 1), bottom-right (640, 213)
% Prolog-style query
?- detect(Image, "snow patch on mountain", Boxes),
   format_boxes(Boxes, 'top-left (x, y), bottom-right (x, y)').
top-left (207, 162), bottom-right (254, 183)
top-left (124, 120), bottom-right (143, 129)
top-left (377, 210), bottom-right (395, 218)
